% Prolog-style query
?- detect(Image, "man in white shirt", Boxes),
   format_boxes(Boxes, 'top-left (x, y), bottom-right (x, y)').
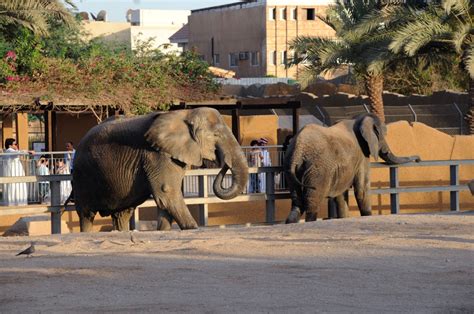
top-left (65, 141), bottom-right (75, 173)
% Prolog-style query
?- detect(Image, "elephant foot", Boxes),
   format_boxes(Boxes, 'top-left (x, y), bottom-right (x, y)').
top-left (78, 209), bottom-right (96, 232)
top-left (360, 210), bottom-right (372, 216)
top-left (177, 219), bottom-right (198, 230)
top-left (112, 208), bottom-right (134, 232)
top-left (305, 212), bottom-right (317, 222)
top-left (157, 210), bottom-right (173, 231)
top-left (285, 209), bottom-right (301, 224)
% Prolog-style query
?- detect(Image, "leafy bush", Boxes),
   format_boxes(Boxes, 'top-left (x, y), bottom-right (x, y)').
top-left (0, 24), bottom-right (220, 114)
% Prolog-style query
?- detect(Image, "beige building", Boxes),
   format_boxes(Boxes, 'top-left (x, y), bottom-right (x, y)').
top-left (187, 0), bottom-right (335, 79)
top-left (81, 9), bottom-right (189, 53)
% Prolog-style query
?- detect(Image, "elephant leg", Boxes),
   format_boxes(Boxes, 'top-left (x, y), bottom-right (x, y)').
top-left (157, 209), bottom-right (173, 231)
top-left (78, 207), bottom-right (96, 232)
top-left (285, 189), bottom-right (303, 224)
top-left (112, 208), bottom-right (135, 231)
top-left (335, 191), bottom-right (350, 218)
top-left (150, 180), bottom-right (198, 230)
top-left (354, 172), bottom-right (372, 216)
top-left (303, 188), bottom-right (325, 222)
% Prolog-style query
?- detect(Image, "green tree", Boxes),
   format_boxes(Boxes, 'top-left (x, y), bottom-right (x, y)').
top-left (290, 0), bottom-right (394, 121)
top-left (359, 0), bottom-right (473, 132)
top-left (0, 0), bottom-right (77, 37)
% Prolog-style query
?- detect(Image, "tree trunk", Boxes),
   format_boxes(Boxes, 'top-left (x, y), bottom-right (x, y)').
top-left (467, 76), bottom-right (474, 134)
top-left (365, 73), bottom-right (385, 123)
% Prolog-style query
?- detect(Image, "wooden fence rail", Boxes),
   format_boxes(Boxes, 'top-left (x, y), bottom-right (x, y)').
top-left (0, 160), bottom-right (473, 234)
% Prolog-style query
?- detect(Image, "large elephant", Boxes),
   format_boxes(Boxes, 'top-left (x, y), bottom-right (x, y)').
top-left (73, 108), bottom-right (248, 232)
top-left (284, 113), bottom-right (420, 223)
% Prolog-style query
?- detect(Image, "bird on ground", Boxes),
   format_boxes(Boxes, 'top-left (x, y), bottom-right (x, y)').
top-left (130, 232), bottom-right (145, 245)
top-left (16, 242), bottom-right (35, 257)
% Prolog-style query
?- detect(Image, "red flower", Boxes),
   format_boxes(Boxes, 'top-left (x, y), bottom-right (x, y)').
top-left (6, 75), bottom-right (20, 82)
top-left (5, 50), bottom-right (16, 60)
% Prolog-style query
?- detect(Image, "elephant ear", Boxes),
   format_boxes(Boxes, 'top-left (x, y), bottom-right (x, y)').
top-left (145, 110), bottom-right (202, 166)
top-left (359, 115), bottom-right (380, 161)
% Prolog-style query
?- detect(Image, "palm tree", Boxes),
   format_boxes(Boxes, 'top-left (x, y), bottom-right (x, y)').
top-left (290, 0), bottom-right (394, 122)
top-left (362, 0), bottom-right (473, 132)
top-left (0, 0), bottom-right (77, 37)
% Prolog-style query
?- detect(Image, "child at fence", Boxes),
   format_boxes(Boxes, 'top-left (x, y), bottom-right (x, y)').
top-left (257, 138), bottom-right (271, 193)
top-left (55, 159), bottom-right (72, 204)
top-left (248, 140), bottom-right (263, 193)
top-left (36, 155), bottom-right (50, 203)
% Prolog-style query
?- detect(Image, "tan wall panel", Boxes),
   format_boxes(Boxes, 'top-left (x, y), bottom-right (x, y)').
top-left (16, 113), bottom-right (29, 150)
top-left (1, 115), bottom-right (13, 148)
top-left (54, 113), bottom-right (99, 151)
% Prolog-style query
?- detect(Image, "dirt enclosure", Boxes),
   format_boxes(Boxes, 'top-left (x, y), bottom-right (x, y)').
top-left (0, 212), bottom-right (473, 313)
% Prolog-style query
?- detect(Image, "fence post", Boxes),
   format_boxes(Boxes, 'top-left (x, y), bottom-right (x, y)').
top-left (390, 167), bottom-right (400, 214)
top-left (450, 164), bottom-right (459, 211)
top-left (198, 175), bottom-right (209, 226)
top-left (50, 180), bottom-right (61, 234)
top-left (265, 170), bottom-right (275, 223)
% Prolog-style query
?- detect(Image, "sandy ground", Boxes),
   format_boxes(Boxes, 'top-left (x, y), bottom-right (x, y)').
top-left (0, 212), bottom-right (473, 313)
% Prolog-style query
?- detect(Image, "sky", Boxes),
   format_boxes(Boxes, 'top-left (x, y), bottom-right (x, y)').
top-left (73, 0), bottom-right (233, 22)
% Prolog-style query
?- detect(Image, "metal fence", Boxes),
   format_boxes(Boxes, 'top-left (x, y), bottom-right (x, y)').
top-left (0, 158), bottom-right (472, 234)
top-left (0, 151), bottom-right (73, 205)
top-left (321, 103), bottom-right (469, 135)
top-left (0, 147), bottom-right (285, 205)
top-left (214, 77), bottom-right (291, 86)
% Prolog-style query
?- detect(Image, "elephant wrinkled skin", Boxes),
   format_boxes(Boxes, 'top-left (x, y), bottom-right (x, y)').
top-left (284, 113), bottom-right (420, 223)
top-left (73, 108), bottom-right (248, 232)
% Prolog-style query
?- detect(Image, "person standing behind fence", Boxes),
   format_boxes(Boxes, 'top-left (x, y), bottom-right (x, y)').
top-left (36, 155), bottom-right (50, 203)
top-left (55, 159), bottom-right (72, 204)
top-left (248, 140), bottom-right (263, 193)
top-left (258, 137), bottom-right (271, 193)
top-left (1, 138), bottom-right (32, 206)
top-left (65, 141), bottom-right (75, 173)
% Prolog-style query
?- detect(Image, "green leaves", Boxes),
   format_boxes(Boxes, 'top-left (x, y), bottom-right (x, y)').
top-left (0, 0), bottom-right (77, 37)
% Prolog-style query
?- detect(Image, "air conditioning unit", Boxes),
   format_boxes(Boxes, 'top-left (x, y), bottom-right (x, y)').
top-left (239, 52), bottom-right (249, 60)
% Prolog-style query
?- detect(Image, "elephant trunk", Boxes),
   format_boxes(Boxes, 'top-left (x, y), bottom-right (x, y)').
top-left (213, 142), bottom-right (249, 200)
top-left (379, 141), bottom-right (420, 165)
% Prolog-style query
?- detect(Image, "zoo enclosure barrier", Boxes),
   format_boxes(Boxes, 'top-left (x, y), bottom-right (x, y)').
top-left (0, 147), bottom-right (287, 205)
top-left (0, 151), bottom-right (73, 204)
top-left (0, 159), bottom-right (472, 235)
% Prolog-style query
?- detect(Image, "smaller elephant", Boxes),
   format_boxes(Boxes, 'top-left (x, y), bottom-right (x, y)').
top-left (285, 113), bottom-right (420, 223)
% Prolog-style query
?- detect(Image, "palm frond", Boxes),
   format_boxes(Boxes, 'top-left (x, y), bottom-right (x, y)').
top-left (0, 0), bottom-right (76, 35)
top-left (452, 22), bottom-right (471, 53)
top-left (465, 44), bottom-right (474, 78)
top-left (389, 12), bottom-right (450, 55)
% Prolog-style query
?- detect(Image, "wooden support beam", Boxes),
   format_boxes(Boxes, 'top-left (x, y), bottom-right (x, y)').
top-left (292, 106), bottom-right (300, 135)
top-left (232, 105), bottom-right (241, 143)
top-left (1, 114), bottom-right (13, 145)
top-left (44, 110), bottom-right (53, 151)
top-left (16, 113), bottom-right (29, 150)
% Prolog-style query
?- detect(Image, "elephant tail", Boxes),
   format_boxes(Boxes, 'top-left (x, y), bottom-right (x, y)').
top-left (61, 189), bottom-right (74, 216)
top-left (287, 146), bottom-right (315, 190)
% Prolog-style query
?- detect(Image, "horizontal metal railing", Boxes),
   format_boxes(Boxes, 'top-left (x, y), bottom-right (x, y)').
top-left (0, 160), bottom-right (472, 234)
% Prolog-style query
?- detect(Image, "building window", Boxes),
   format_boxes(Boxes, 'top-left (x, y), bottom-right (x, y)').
top-left (280, 51), bottom-right (287, 65)
top-left (269, 8), bottom-right (276, 20)
top-left (271, 51), bottom-right (277, 65)
top-left (280, 8), bottom-right (287, 20)
top-left (251, 51), bottom-right (259, 66)
top-left (306, 8), bottom-right (315, 20)
top-left (291, 8), bottom-right (297, 20)
top-left (229, 53), bottom-right (238, 67)
top-left (213, 54), bottom-right (220, 65)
